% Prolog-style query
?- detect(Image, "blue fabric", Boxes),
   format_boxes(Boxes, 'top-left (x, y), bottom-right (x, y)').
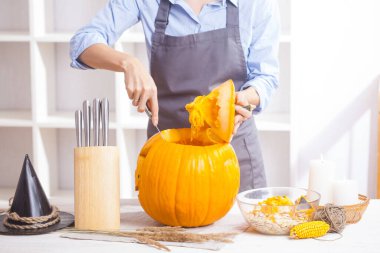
top-left (70, 0), bottom-right (280, 112)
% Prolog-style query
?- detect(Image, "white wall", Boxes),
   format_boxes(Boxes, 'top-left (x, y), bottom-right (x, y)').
top-left (292, 0), bottom-right (380, 197)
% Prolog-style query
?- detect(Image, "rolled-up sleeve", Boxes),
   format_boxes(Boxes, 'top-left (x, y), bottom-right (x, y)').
top-left (70, 0), bottom-right (140, 69)
top-left (240, 0), bottom-right (280, 113)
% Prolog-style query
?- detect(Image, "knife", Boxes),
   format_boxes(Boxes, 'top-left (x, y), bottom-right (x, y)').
top-left (83, 100), bottom-right (91, 146)
top-left (75, 110), bottom-right (82, 147)
top-left (101, 98), bottom-right (109, 146)
top-left (145, 106), bottom-right (161, 133)
top-left (93, 98), bottom-right (101, 146)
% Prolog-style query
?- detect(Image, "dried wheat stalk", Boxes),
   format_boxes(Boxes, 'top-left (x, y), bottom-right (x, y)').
top-left (66, 226), bottom-right (237, 251)
top-left (137, 226), bottom-right (185, 232)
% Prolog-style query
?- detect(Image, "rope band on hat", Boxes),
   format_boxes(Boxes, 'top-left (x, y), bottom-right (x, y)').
top-left (3, 206), bottom-right (60, 230)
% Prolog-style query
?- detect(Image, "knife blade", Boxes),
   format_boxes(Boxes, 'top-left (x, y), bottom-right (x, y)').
top-left (83, 100), bottom-right (91, 146)
top-left (93, 98), bottom-right (101, 146)
top-left (75, 110), bottom-right (82, 147)
top-left (101, 98), bottom-right (109, 146)
top-left (145, 106), bottom-right (161, 133)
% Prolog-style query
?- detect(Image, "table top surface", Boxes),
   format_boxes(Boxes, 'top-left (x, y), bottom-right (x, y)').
top-left (1, 198), bottom-right (379, 253)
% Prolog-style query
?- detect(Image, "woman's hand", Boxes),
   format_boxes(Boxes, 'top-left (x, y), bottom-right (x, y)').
top-left (234, 87), bottom-right (260, 134)
top-left (79, 44), bottom-right (159, 126)
top-left (123, 55), bottom-right (159, 126)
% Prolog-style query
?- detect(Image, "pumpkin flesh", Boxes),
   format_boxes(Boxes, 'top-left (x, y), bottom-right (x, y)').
top-left (185, 79), bottom-right (235, 143)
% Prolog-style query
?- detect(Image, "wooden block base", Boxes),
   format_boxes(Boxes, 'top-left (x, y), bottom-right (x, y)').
top-left (74, 146), bottom-right (120, 230)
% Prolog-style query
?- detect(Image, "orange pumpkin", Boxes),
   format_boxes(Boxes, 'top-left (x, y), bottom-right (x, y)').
top-left (135, 80), bottom-right (240, 227)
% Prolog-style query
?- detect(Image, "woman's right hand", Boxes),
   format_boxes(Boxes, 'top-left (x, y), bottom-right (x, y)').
top-left (122, 55), bottom-right (159, 126)
top-left (78, 45), bottom-right (159, 126)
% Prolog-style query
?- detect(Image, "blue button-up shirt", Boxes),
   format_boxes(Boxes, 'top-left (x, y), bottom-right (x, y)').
top-left (70, 0), bottom-right (280, 112)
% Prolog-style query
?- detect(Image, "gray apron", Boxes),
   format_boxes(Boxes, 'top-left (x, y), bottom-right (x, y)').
top-left (148, 0), bottom-right (266, 191)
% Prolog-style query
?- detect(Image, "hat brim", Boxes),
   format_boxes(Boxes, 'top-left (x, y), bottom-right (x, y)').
top-left (0, 211), bottom-right (74, 235)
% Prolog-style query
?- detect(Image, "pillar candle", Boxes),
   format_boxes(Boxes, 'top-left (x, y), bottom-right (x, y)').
top-left (307, 158), bottom-right (335, 205)
top-left (332, 180), bottom-right (358, 206)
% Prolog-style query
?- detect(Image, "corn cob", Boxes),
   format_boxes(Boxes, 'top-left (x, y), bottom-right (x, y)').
top-left (290, 221), bottom-right (330, 239)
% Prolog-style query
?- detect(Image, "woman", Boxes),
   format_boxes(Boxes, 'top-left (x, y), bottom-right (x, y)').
top-left (70, 0), bottom-right (280, 191)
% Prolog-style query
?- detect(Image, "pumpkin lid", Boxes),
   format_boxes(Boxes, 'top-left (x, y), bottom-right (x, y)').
top-left (185, 79), bottom-right (235, 143)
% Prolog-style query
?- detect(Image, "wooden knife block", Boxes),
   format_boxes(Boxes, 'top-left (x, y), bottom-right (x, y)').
top-left (74, 146), bottom-right (120, 230)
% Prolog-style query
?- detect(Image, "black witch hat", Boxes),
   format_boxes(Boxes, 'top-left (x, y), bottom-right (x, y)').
top-left (0, 155), bottom-right (74, 235)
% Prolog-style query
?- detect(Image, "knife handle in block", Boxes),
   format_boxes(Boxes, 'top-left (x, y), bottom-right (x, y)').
top-left (83, 100), bottom-right (91, 146)
top-left (75, 110), bottom-right (82, 147)
top-left (93, 98), bottom-right (101, 146)
top-left (101, 98), bottom-right (109, 146)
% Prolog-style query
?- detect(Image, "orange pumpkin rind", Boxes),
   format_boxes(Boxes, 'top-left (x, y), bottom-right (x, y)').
top-left (185, 79), bottom-right (235, 144)
top-left (135, 80), bottom-right (240, 227)
top-left (135, 128), bottom-right (240, 227)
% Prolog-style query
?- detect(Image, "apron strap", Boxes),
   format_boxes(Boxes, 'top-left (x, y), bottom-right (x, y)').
top-left (154, 0), bottom-right (171, 35)
top-left (226, 0), bottom-right (239, 28)
top-left (154, 0), bottom-right (239, 35)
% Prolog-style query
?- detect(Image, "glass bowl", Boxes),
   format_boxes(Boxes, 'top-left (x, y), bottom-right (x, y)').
top-left (237, 187), bottom-right (320, 235)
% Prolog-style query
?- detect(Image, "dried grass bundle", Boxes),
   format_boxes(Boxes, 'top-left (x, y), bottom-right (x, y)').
top-left (66, 226), bottom-right (236, 251)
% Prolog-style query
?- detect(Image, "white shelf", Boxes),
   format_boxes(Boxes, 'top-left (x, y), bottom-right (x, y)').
top-left (0, 32), bottom-right (30, 42)
top-left (0, 111), bottom-right (33, 127)
top-left (0, 111), bottom-right (146, 130)
top-left (36, 112), bottom-right (118, 129)
top-left (35, 33), bottom-right (73, 43)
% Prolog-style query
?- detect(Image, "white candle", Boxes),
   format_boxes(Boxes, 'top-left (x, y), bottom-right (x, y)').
top-left (332, 180), bottom-right (359, 206)
top-left (307, 156), bottom-right (335, 205)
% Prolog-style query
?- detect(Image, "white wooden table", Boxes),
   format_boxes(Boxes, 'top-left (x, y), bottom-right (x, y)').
top-left (1, 198), bottom-right (379, 253)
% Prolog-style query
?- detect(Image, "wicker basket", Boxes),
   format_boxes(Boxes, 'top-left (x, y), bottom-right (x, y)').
top-left (342, 194), bottom-right (370, 224)
top-left (318, 194), bottom-right (369, 224)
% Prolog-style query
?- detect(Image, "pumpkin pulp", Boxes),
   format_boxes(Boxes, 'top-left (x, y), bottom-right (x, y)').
top-left (185, 79), bottom-right (235, 144)
top-left (159, 128), bottom-right (217, 146)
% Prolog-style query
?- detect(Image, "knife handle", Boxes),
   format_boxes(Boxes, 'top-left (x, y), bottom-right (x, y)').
top-left (101, 98), bottom-right (109, 146)
top-left (243, 104), bottom-right (256, 112)
top-left (83, 100), bottom-right (91, 146)
top-left (75, 110), bottom-right (83, 147)
top-left (144, 107), bottom-right (152, 119)
top-left (93, 98), bottom-right (101, 146)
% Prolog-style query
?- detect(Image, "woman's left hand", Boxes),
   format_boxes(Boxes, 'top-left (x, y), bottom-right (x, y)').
top-left (234, 87), bottom-right (259, 134)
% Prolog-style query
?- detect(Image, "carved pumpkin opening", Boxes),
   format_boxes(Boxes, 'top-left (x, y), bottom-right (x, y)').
top-left (160, 129), bottom-right (218, 146)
